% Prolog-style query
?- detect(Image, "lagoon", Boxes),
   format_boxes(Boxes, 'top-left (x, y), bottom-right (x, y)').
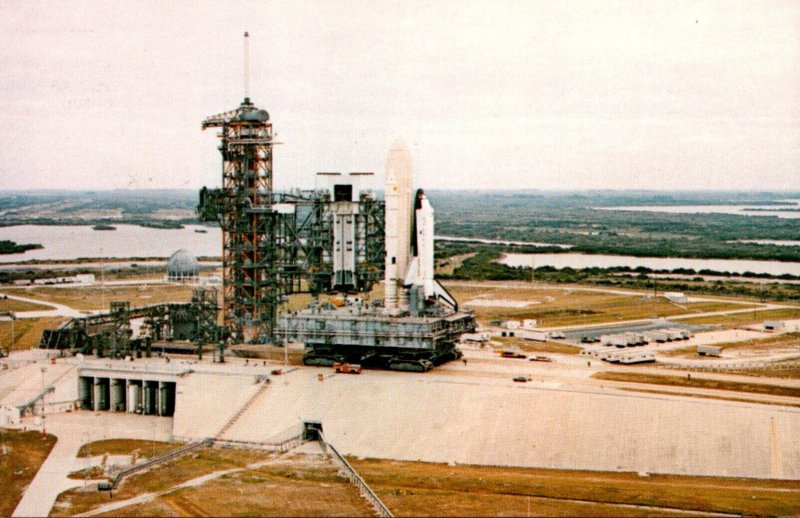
top-left (500, 252), bottom-right (800, 277)
top-left (0, 224), bottom-right (221, 262)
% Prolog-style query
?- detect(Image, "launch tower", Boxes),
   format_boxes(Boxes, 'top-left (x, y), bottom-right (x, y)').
top-left (199, 97), bottom-right (277, 343)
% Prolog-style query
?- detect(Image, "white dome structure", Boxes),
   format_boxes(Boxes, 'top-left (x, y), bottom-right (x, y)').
top-left (167, 249), bottom-right (199, 282)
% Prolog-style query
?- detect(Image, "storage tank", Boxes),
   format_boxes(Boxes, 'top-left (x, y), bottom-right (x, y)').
top-left (127, 383), bottom-right (141, 413)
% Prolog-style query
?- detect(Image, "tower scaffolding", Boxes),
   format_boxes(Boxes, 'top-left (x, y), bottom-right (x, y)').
top-left (200, 97), bottom-right (277, 343)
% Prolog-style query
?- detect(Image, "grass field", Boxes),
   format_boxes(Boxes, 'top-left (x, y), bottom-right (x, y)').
top-left (350, 458), bottom-right (800, 517)
top-left (0, 316), bottom-right (67, 350)
top-left (0, 429), bottom-right (57, 516)
top-left (493, 336), bottom-right (581, 355)
top-left (444, 283), bottom-right (753, 327)
top-left (703, 332), bottom-right (800, 352)
top-left (3, 284), bottom-right (194, 311)
top-left (93, 454), bottom-right (372, 517)
top-left (51, 447), bottom-right (276, 516)
top-left (77, 439), bottom-right (180, 459)
top-left (593, 371), bottom-right (800, 398)
top-left (0, 296), bottom-right (52, 312)
top-left (680, 307), bottom-right (800, 326)
top-left (726, 360), bottom-right (800, 379)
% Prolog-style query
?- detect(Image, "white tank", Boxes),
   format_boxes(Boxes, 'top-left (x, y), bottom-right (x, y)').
top-left (127, 383), bottom-right (140, 413)
top-left (384, 139), bottom-right (413, 312)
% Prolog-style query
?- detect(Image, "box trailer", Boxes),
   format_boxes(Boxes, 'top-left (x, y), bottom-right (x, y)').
top-left (617, 350), bottom-right (656, 364)
top-left (521, 330), bottom-right (549, 342)
top-left (697, 345), bottom-right (722, 357)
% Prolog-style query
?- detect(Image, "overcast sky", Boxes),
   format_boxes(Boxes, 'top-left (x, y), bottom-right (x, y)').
top-left (1, 0), bottom-right (798, 191)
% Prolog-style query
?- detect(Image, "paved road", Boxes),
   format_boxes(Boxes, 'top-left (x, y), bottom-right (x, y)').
top-left (0, 291), bottom-right (84, 318)
top-left (12, 412), bottom-right (172, 518)
top-left (77, 452), bottom-right (309, 517)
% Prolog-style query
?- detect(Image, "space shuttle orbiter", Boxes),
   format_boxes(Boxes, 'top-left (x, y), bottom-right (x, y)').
top-left (403, 189), bottom-right (458, 311)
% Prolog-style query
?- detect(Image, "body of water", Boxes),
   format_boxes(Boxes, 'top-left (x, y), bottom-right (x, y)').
top-left (0, 224), bottom-right (222, 262)
top-left (733, 240), bottom-right (800, 247)
top-left (3, 224), bottom-right (798, 278)
top-left (596, 203), bottom-right (800, 219)
top-left (435, 235), bottom-right (572, 249)
top-left (500, 252), bottom-right (800, 277)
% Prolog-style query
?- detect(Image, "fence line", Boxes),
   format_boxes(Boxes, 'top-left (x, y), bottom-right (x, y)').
top-left (318, 431), bottom-right (393, 518)
top-left (110, 439), bottom-right (211, 488)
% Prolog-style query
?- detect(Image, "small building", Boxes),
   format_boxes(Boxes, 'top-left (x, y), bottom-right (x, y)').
top-left (763, 320), bottom-right (786, 331)
top-left (697, 345), bottom-right (722, 357)
top-left (166, 249), bottom-right (200, 283)
top-left (504, 320), bottom-right (521, 330)
top-left (664, 292), bottom-right (688, 304)
top-left (522, 319), bottom-right (538, 330)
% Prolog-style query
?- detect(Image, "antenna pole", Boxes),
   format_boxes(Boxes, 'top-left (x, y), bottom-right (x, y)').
top-left (243, 31), bottom-right (250, 101)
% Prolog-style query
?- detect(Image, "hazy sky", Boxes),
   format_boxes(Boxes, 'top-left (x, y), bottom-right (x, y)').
top-left (1, 1), bottom-right (798, 191)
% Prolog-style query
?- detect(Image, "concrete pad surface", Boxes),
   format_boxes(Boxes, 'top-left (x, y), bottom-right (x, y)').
top-left (182, 368), bottom-right (800, 480)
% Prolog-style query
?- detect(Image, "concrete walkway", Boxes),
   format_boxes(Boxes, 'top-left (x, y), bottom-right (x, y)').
top-left (0, 291), bottom-right (84, 318)
top-left (12, 412), bottom-right (172, 518)
top-left (76, 455), bottom-right (293, 517)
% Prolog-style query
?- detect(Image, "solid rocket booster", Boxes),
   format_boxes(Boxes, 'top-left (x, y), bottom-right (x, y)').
top-left (384, 139), bottom-right (413, 313)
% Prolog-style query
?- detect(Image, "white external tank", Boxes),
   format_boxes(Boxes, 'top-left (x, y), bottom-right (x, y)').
top-left (384, 139), bottom-right (413, 312)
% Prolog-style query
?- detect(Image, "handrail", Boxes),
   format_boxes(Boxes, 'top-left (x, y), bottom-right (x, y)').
top-left (110, 439), bottom-right (211, 488)
top-left (317, 431), bottom-right (393, 518)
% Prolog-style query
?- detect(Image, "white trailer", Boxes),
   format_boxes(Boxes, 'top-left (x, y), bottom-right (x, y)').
top-left (644, 331), bottom-right (669, 343)
top-left (521, 330), bottom-right (549, 342)
top-left (697, 345), bottom-right (722, 357)
top-left (610, 334), bottom-right (629, 348)
top-left (618, 350), bottom-right (656, 364)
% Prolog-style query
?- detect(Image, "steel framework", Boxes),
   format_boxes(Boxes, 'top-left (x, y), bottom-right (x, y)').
top-left (200, 98), bottom-right (277, 343)
top-left (199, 98), bottom-right (386, 344)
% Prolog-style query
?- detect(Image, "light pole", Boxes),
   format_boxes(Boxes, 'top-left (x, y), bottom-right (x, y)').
top-left (40, 367), bottom-right (47, 438)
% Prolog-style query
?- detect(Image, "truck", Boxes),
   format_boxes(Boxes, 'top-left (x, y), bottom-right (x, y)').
top-left (333, 362), bottom-right (362, 374)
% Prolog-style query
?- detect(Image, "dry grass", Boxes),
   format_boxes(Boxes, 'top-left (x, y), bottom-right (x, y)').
top-left (444, 283), bottom-right (750, 327)
top-left (0, 316), bottom-right (68, 350)
top-left (0, 429), bottom-right (57, 516)
top-left (3, 285), bottom-right (194, 311)
top-left (703, 332), bottom-right (800, 352)
top-left (96, 454), bottom-right (373, 517)
top-left (494, 336), bottom-right (581, 355)
top-left (51, 447), bottom-right (275, 517)
top-left (229, 345), bottom-right (306, 364)
top-left (350, 458), bottom-right (800, 517)
top-left (726, 365), bottom-right (800, 379)
top-left (0, 296), bottom-right (52, 312)
top-left (681, 307), bottom-right (800, 326)
top-left (77, 439), bottom-right (180, 459)
top-left (593, 371), bottom-right (800, 398)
